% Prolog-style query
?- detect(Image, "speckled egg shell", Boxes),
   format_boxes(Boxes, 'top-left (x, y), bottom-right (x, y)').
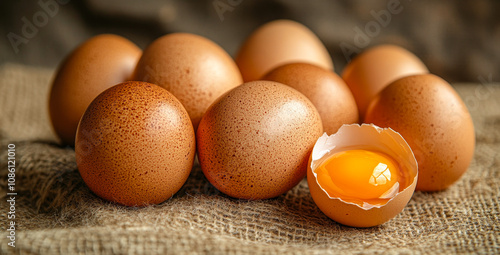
top-left (132, 33), bottom-right (243, 130)
top-left (263, 63), bottom-right (359, 135)
top-left (236, 19), bottom-right (333, 82)
top-left (365, 74), bottom-right (475, 191)
top-left (49, 34), bottom-right (142, 146)
top-left (75, 81), bottom-right (196, 206)
top-left (197, 81), bottom-right (323, 200)
top-left (342, 44), bottom-right (428, 120)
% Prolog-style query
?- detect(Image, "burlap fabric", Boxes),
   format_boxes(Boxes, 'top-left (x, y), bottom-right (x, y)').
top-left (0, 63), bottom-right (498, 254)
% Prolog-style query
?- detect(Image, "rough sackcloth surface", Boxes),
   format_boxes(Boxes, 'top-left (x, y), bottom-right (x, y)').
top-left (0, 63), bottom-right (499, 255)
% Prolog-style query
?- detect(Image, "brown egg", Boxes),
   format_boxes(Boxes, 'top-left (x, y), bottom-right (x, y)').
top-left (49, 34), bottom-right (142, 146)
top-left (365, 74), bottom-right (475, 191)
top-left (197, 81), bottom-right (323, 200)
top-left (342, 44), bottom-right (428, 120)
top-left (75, 81), bottom-right (195, 207)
top-left (133, 33), bottom-right (243, 130)
top-left (263, 63), bottom-right (358, 135)
top-left (236, 19), bottom-right (333, 82)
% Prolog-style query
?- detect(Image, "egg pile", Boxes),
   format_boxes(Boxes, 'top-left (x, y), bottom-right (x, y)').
top-left (48, 19), bottom-right (474, 227)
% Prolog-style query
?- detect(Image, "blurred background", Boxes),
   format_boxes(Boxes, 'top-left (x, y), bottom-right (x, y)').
top-left (1, 0), bottom-right (499, 82)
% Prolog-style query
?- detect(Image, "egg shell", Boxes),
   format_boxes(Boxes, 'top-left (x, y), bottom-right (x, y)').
top-left (49, 34), bottom-right (142, 146)
top-left (263, 62), bottom-right (358, 135)
top-left (342, 44), bottom-right (428, 120)
top-left (197, 81), bottom-right (323, 200)
top-left (132, 33), bottom-right (243, 130)
top-left (236, 19), bottom-right (333, 82)
top-left (307, 124), bottom-right (418, 228)
top-left (75, 81), bottom-right (196, 207)
top-left (365, 74), bottom-right (475, 191)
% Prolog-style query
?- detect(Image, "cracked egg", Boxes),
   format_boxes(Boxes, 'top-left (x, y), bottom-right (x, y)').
top-left (307, 124), bottom-right (418, 227)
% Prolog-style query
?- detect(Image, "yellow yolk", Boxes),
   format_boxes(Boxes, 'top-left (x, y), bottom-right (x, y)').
top-left (316, 150), bottom-right (401, 203)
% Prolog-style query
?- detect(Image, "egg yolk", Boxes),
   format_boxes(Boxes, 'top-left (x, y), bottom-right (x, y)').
top-left (316, 150), bottom-right (401, 203)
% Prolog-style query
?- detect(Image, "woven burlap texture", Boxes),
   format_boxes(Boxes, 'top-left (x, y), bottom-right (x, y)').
top-left (0, 63), bottom-right (498, 254)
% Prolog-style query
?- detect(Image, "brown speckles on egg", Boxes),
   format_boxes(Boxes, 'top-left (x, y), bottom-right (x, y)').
top-left (132, 33), bottom-right (243, 130)
top-left (365, 74), bottom-right (475, 191)
top-left (75, 81), bottom-right (196, 207)
top-left (197, 81), bottom-right (323, 200)
top-left (263, 63), bottom-right (358, 134)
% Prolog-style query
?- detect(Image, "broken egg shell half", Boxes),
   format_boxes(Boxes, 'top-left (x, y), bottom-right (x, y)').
top-left (307, 124), bottom-right (418, 227)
